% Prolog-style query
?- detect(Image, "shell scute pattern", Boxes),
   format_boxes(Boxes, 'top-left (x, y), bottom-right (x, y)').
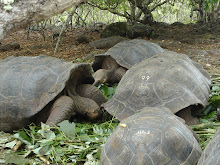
top-left (103, 51), bottom-right (211, 121)
top-left (100, 107), bottom-right (202, 165)
top-left (93, 39), bottom-right (165, 71)
top-left (0, 55), bottom-right (93, 131)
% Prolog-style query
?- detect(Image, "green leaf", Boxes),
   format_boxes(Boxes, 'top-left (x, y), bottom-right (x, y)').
top-left (0, 132), bottom-right (13, 145)
top-left (204, 111), bottom-right (217, 119)
top-left (210, 96), bottom-right (220, 108)
top-left (38, 139), bottom-right (55, 146)
top-left (5, 139), bottom-right (17, 149)
top-left (14, 130), bottom-right (32, 145)
top-left (76, 58), bottom-right (83, 62)
top-left (37, 123), bottom-right (56, 140)
top-left (212, 86), bottom-right (220, 92)
top-left (93, 125), bottom-right (104, 136)
top-left (33, 145), bottom-right (52, 155)
top-left (203, 104), bottom-right (213, 115)
top-left (98, 84), bottom-right (117, 100)
top-left (4, 153), bottom-right (30, 165)
top-left (58, 120), bottom-right (76, 140)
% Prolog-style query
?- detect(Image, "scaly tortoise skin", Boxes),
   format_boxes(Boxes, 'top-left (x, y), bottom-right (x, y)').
top-left (92, 39), bottom-right (164, 86)
top-left (0, 55), bottom-right (106, 132)
top-left (103, 51), bottom-right (211, 125)
top-left (100, 107), bottom-right (202, 165)
top-left (197, 127), bottom-right (220, 165)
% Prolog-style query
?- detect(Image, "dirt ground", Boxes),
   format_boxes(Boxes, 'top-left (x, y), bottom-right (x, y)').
top-left (0, 22), bottom-right (219, 81)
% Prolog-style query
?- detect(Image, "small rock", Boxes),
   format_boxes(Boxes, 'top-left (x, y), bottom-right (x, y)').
top-left (126, 23), bottom-right (153, 39)
top-left (207, 49), bottom-right (220, 56)
top-left (89, 36), bottom-right (128, 49)
top-left (100, 22), bottom-right (127, 38)
top-left (0, 43), bottom-right (20, 52)
top-left (185, 49), bottom-right (209, 56)
top-left (76, 35), bottom-right (90, 44)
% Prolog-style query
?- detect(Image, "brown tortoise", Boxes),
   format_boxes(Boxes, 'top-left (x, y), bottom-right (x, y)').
top-left (92, 39), bottom-right (164, 86)
top-left (0, 55), bottom-right (106, 132)
top-left (103, 51), bottom-right (211, 125)
top-left (100, 107), bottom-right (202, 165)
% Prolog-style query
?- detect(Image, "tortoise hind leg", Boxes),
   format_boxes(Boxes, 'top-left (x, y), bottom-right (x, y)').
top-left (176, 106), bottom-right (199, 125)
top-left (46, 96), bottom-right (75, 126)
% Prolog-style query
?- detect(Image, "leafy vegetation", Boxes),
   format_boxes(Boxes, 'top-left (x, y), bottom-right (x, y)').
top-left (0, 84), bottom-right (118, 164)
top-left (0, 120), bottom-right (119, 164)
top-left (98, 84), bottom-right (118, 100)
top-left (191, 84), bottom-right (220, 150)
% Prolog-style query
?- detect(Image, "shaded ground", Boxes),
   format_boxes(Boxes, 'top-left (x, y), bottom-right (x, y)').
top-left (0, 21), bottom-right (219, 79)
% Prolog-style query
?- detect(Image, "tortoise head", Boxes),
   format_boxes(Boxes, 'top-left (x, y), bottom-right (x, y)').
top-left (93, 69), bottom-right (110, 87)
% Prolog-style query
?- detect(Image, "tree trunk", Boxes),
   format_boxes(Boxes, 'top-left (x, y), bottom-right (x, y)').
top-left (0, 0), bottom-right (84, 41)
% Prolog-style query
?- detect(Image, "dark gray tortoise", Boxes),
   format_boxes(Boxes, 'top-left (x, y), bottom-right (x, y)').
top-left (103, 51), bottom-right (211, 125)
top-left (0, 55), bottom-right (106, 132)
top-left (197, 127), bottom-right (220, 165)
top-left (100, 107), bottom-right (202, 165)
top-left (92, 39), bottom-right (164, 86)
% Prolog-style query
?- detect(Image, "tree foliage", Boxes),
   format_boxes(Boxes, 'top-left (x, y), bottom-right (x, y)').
top-left (87, 0), bottom-right (178, 24)
top-left (191, 0), bottom-right (220, 22)
top-left (87, 0), bottom-right (219, 24)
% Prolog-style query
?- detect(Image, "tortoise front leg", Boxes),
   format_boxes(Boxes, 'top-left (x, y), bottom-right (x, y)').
top-left (112, 67), bottom-right (127, 83)
top-left (46, 96), bottom-right (75, 126)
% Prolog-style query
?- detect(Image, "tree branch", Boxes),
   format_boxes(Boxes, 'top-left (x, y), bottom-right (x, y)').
top-left (151, 0), bottom-right (169, 12)
top-left (87, 1), bottom-right (130, 20)
top-left (54, 5), bottom-right (79, 55)
top-left (0, 0), bottom-right (84, 41)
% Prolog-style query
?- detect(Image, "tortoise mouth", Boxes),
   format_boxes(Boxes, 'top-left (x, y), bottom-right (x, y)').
top-left (87, 109), bottom-right (102, 120)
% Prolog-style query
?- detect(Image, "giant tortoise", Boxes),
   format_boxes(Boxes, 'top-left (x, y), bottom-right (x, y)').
top-left (197, 127), bottom-right (220, 165)
top-left (0, 55), bottom-right (106, 132)
top-left (100, 107), bottom-right (202, 165)
top-left (103, 51), bottom-right (211, 125)
top-left (92, 39), bottom-right (164, 86)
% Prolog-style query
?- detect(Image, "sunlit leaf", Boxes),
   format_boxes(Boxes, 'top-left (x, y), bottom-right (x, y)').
top-left (58, 120), bottom-right (75, 140)
top-left (38, 139), bottom-right (55, 146)
top-left (0, 132), bottom-right (13, 144)
top-left (212, 86), bottom-right (220, 92)
top-left (5, 139), bottom-right (17, 149)
top-left (33, 145), bottom-right (52, 155)
top-left (37, 123), bottom-right (56, 140)
top-left (4, 152), bottom-right (30, 165)
top-left (14, 131), bottom-right (32, 145)
top-left (93, 125), bottom-right (104, 136)
top-left (210, 96), bottom-right (220, 108)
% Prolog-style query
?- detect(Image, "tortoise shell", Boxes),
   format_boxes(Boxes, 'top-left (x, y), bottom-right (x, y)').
top-left (92, 39), bottom-right (165, 71)
top-left (100, 107), bottom-right (202, 165)
top-left (103, 51), bottom-right (211, 121)
top-left (197, 128), bottom-right (220, 165)
top-left (0, 55), bottom-right (94, 131)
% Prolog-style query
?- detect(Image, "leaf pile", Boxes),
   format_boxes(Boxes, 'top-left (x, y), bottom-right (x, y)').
top-left (191, 82), bottom-right (220, 150)
top-left (0, 120), bottom-right (118, 164)
top-left (191, 115), bottom-right (220, 150)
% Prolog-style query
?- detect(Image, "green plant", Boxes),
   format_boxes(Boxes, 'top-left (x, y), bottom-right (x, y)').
top-left (98, 84), bottom-right (117, 100)
top-left (0, 120), bottom-right (118, 164)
